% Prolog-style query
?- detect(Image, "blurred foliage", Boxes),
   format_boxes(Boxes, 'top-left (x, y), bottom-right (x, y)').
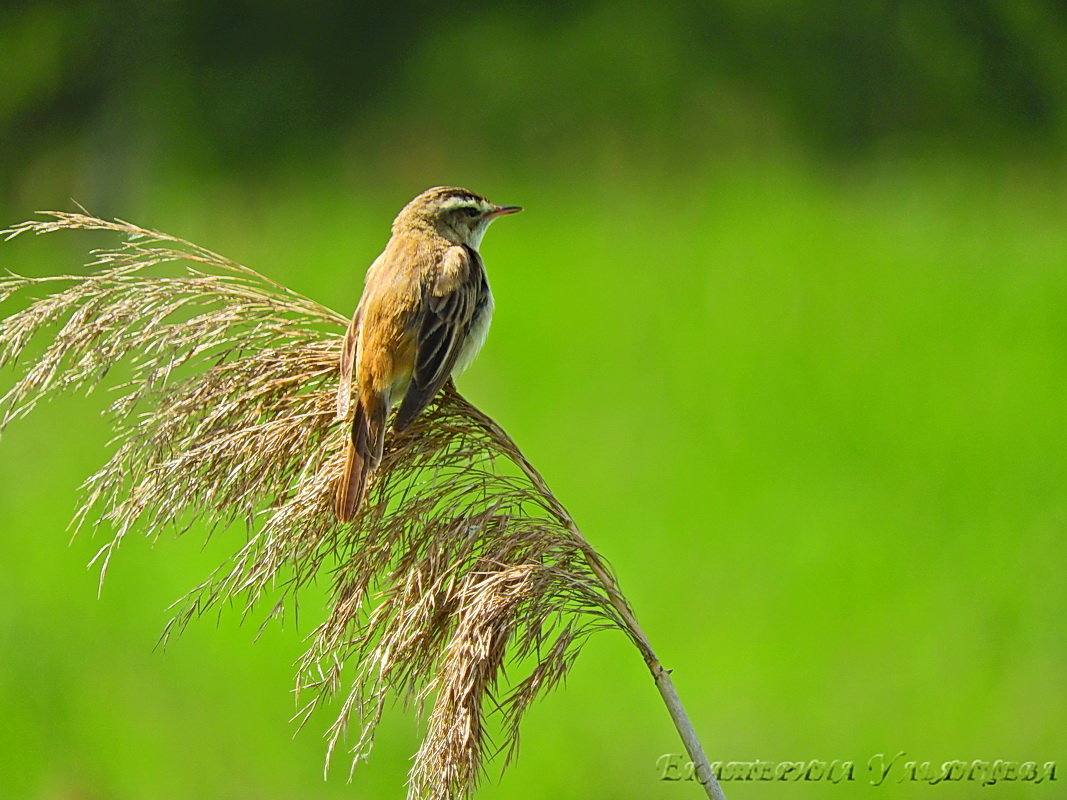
top-left (4, 0), bottom-right (1067, 206)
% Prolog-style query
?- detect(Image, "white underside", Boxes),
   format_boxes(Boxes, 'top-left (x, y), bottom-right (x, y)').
top-left (452, 289), bottom-right (494, 377)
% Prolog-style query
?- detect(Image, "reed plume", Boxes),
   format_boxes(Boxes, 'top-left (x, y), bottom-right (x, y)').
top-left (0, 212), bottom-right (725, 800)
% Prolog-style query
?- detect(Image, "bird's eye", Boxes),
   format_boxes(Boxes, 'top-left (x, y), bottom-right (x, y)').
top-left (465, 207), bottom-right (481, 218)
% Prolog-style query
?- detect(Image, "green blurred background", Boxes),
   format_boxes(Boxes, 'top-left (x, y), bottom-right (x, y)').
top-left (1, 2), bottom-right (1065, 798)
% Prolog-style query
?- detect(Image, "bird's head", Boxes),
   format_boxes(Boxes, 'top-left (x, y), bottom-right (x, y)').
top-left (395, 186), bottom-right (521, 248)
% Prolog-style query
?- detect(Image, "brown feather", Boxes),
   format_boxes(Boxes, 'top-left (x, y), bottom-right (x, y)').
top-left (334, 390), bottom-right (388, 521)
top-left (335, 307), bottom-right (360, 421)
top-left (333, 439), bottom-right (366, 522)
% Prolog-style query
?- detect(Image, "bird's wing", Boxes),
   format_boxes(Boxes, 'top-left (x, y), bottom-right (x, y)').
top-left (393, 245), bottom-right (481, 431)
top-left (336, 251), bottom-right (390, 420)
top-left (335, 305), bottom-right (362, 421)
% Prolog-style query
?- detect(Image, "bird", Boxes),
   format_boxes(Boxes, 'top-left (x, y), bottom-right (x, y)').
top-left (333, 186), bottom-right (521, 522)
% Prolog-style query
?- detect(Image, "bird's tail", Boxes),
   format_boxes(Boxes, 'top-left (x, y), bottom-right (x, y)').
top-left (334, 391), bottom-right (387, 522)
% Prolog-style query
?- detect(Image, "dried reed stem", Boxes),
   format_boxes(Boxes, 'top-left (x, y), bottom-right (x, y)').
top-left (0, 211), bottom-right (725, 799)
top-left (459, 399), bottom-right (726, 799)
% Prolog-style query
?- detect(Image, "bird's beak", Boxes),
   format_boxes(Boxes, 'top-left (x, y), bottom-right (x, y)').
top-left (487, 205), bottom-right (522, 219)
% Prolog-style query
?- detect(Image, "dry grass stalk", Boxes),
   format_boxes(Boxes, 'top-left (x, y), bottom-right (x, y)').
top-left (0, 212), bottom-right (725, 800)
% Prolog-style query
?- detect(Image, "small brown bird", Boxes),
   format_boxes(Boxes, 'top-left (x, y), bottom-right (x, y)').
top-left (333, 186), bottom-right (521, 521)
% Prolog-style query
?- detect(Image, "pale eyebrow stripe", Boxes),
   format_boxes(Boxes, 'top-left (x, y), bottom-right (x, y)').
top-left (438, 195), bottom-right (487, 212)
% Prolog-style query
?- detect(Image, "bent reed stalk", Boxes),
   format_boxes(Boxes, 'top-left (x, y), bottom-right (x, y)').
top-left (0, 212), bottom-right (725, 800)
